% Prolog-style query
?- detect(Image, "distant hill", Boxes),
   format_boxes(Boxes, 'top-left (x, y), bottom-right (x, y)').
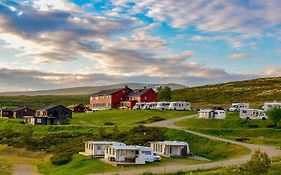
top-left (0, 83), bottom-right (185, 96)
top-left (172, 77), bottom-right (281, 108)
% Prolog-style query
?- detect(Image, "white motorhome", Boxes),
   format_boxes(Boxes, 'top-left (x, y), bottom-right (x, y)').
top-left (136, 146), bottom-right (161, 162)
top-left (156, 102), bottom-right (170, 110)
top-left (229, 103), bottom-right (249, 112)
top-left (133, 102), bottom-right (146, 110)
top-left (143, 102), bottom-right (158, 110)
top-left (168, 101), bottom-right (191, 111)
top-left (198, 109), bottom-right (226, 119)
top-left (263, 102), bottom-right (281, 112)
top-left (240, 109), bottom-right (267, 120)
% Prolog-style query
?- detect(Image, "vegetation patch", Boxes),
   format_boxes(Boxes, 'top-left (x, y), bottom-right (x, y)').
top-left (136, 116), bottom-right (165, 124)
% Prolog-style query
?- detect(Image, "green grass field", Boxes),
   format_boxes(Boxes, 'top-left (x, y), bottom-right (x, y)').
top-left (71, 110), bottom-right (196, 127)
top-left (177, 112), bottom-right (281, 148)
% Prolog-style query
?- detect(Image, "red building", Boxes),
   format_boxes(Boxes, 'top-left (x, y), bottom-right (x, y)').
top-left (121, 88), bottom-right (157, 109)
top-left (90, 86), bottom-right (132, 109)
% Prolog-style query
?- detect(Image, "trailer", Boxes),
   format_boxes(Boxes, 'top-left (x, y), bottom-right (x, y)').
top-left (229, 103), bottom-right (249, 112)
top-left (143, 102), bottom-right (158, 110)
top-left (240, 109), bottom-right (267, 120)
top-left (168, 101), bottom-right (191, 111)
top-left (132, 102), bottom-right (146, 110)
top-left (198, 109), bottom-right (226, 119)
top-left (263, 102), bottom-right (281, 111)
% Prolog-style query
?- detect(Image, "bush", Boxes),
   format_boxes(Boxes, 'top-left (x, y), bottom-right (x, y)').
top-left (236, 137), bottom-right (250, 142)
top-left (51, 153), bottom-right (73, 165)
top-left (248, 124), bottom-right (259, 128)
top-left (104, 122), bottom-right (115, 126)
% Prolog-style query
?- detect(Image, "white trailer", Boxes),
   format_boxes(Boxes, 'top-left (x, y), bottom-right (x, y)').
top-left (198, 109), bottom-right (226, 119)
top-left (156, 102), bottom-right (170, 110)
top-left (263, 102), bottom-right (281, 111)
top-left (240, 109), bottom-right (267, 120)
top-left (229, 103), bottom-right (249, 112)
top-left (136, 146), bottom-right (161, 162)
top-left (168, 101), bottom-right (191, 111)
top-left (133, 102), bottom-right (146, 110)
top-left (143, 102), bottom-right (158, 110)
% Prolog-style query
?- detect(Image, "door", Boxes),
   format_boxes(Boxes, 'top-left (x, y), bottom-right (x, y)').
top-left (96, 145), bottom-right (102, 155)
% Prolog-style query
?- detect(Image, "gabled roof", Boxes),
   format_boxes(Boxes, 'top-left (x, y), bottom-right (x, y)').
top-left (39, 104), bottom-right (71, 111)
top-left (13, 107), bottom-right (35, 112)
top-left (125, 88), bottom-right (153, 97)
top-left (91, 88), bottom-right (124, 97)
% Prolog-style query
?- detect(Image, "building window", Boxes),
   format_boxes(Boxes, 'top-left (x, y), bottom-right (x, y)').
top-left (37, 118), bottom-right (42, 123)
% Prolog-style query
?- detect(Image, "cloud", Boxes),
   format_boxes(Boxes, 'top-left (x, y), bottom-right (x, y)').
top-left (228, 53), bottom-right (249, 59)
top-left (262, 67), bottom-right (281, 77)
top-left (112, 0), bottom-right (281, 34)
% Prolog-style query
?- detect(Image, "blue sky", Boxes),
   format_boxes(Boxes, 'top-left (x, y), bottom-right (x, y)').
top-left (0, 0), bottom-right (281, 91)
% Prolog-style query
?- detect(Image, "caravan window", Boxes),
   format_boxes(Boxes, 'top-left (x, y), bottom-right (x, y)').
top-left (142, 151), bottom-right (152, 155)
top-left (242, 110), bottom-right (247, 113)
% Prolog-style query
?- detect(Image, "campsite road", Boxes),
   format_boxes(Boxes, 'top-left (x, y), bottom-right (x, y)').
top-left (91, 115), bottom-right (281, 175)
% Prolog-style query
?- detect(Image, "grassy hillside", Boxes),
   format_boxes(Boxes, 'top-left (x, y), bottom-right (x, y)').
top-left (0, 95), bottom-right (89, 109)
top-left (172, 77), bottom-right (281, 108)
top-left (0, 83), bottom-right (185, 96)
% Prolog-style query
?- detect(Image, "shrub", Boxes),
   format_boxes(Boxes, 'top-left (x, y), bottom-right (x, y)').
top-left (236, 137), bottom-right (250, 142)
top-left (104, 122), bottom-right (115, 126)
top-left (248, 124), bottom-right (259, 128)
top-left (51, 153), bottom-right (72, 165)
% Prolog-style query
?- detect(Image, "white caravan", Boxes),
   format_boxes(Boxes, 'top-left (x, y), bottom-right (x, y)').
top-left (143, 102), bottom-right (158, 110)
top-left (263, 102), bottom-right (281, 111)
top-left (168, 101), bottom-right (191, 111)
top-left (229, 103), bottom-right (249, 112)
top-left (136, 146), bottom-right (161, 162)
top-left (198, 109), bottom-right (226, 119)
top-left (156, 102), bottom-right (170, 110)
top-left (133, 102), bottom-right (146, 110)
top-left (240, 109), bottom-right (268, 120)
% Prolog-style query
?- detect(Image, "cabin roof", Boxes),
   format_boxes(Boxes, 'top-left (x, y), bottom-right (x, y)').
top-left (91, 88), bottom-right (126, 96)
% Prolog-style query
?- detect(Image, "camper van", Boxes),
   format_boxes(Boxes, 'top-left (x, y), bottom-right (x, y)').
top-left (156, 102), bottom-right (170, 110)
top-left (137, 146), bottom-right (161, 162)
top-left (168, 101), bottom-right (191, 111)
top-left (240, 109), bottom-right (267, 120)
top-left (229, 103), bottom-right (249, 112)
top-left (143, 102), bottom-right (158, 110)
top-left (198, 109), bottom-right (226, 119)
top-left (263, 102), bottom-right (281, 111)
top-left (133, 102), bottom-right (146, 110)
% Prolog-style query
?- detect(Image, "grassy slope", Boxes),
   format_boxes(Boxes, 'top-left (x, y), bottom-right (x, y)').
top-left (71, 110), bottom-right (196, 127)
top-left (172, 77), bottom-right (281, 108)
top-left (177, 112), bottom-right (281, 147)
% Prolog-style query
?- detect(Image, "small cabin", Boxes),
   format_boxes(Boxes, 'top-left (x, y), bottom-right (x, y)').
top-left (0, 109), bottom-right (14, 118)
top-left (104, 145), bottom-right (146, 165)
top-left (25, 105), bottom-right (72, 125)
top-left (13, 107), bottom-right (36, 118)
top-left (80, 141), bottom-right (125, 157)
top-left (150, 141), bottom-right (190, 158)
top-left (73, 104), bottom-right (88, 113)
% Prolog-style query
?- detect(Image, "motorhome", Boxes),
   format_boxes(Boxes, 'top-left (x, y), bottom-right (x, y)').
top-left (136, 146), bottom-right (161, 162)
top-left (133, 102), bottom-right (146, 110)
top-left (240, 109), bottom-right (267, 120)
top-left (263, 102), bottom-right (281, 111)
top-left (229, 103), bottom-right (249, 112)
top-left (168, 101), bottom-right (191, 111)
top-left (156, 102), bottom-right (170, 110)
top-left (198, 109), bottom-right (226, 119)
top-left (143, 102), bottom-right (158, 110)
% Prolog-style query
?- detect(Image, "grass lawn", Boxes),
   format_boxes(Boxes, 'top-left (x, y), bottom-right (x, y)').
top-left (176, 112), bottom-right (281, 148)
top-left (71, 109), bottom-right (196, 127)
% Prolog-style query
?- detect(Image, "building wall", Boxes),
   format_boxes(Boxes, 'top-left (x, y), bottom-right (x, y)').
top-left (140, 89), bottom-right (157, 102)
top-left (14, 108), bottom-right (35, 118)
top-left (90, 95), bottom-right (112, 109)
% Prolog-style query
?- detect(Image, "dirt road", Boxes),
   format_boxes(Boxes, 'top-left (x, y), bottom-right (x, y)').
top-left (12, 164), bottom-right (38, 175)
top-left (91, 115), bottom-right (281, 175)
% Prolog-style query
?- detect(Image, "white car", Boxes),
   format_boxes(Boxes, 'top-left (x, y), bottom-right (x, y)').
top-left (153, 152), bottom-right (161, 162)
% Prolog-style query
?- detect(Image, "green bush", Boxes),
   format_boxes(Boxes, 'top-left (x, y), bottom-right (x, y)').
top-left (51, 153), bottom-right (73, 165)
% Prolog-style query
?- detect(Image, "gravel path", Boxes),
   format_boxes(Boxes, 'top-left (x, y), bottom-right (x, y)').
top-left (91, 114), bottom-right (281, 175)
top-left (12, 164), bottom-right (38, 175)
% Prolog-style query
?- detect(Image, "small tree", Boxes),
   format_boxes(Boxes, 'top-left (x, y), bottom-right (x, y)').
top-left (157, 86), bottom-right (172, 101)
top-left (242, 150), bottom-right (271, 175)
top-left (266, 107), bottom-right (281, 125)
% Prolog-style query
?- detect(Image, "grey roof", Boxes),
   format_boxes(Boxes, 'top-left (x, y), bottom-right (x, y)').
top-left (152, 141), bottom-right (188, 146)
top-left (125, 88), bottom-right (152, 97)
top-left (91, 88), bottom-right (124, 96)
top-left (110, 145), bottom-right (139, 150)
top-left (39, 104), bottom-right (71, 111)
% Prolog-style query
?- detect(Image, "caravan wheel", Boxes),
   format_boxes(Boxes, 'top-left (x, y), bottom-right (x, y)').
top-left (246, 117), bottom-right (250, 120)
top-left (262, 117), bottom-right (266, 120)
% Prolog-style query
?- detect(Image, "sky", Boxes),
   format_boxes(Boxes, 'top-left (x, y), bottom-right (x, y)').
top-left (0, 0), bottom-right (281, 92)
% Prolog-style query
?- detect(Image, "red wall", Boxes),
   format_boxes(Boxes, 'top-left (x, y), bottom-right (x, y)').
top-left (140, 89), bottom-right (157, 102)
top-left (111, 87), bottom-right (132, 108)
